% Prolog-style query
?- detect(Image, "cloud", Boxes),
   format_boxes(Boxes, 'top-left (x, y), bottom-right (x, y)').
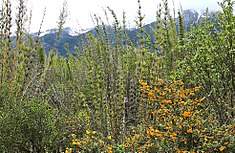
top-left (0, 0), bottom-right (223, 32)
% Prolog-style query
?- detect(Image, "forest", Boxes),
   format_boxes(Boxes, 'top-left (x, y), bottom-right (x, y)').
top-left (0, 0), bottom-right (234, 152)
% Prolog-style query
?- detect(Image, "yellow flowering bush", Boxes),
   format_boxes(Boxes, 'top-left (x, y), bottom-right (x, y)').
top-left (122, 79), bottom-right (235, 152)
top-left (64, 129), bottom-right (116, 153)
top-left (63, 78), bottom-right (234, 153)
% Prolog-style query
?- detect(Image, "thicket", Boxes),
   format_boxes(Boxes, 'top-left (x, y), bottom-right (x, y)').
top-left (0, 0), bottom-right (234, 152)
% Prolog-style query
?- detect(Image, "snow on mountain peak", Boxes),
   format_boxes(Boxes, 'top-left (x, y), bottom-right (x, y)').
top-left (32, 27), bottom-right (91, 37)
top-left (40, 29), bottom-right (57, 37)
top-left (63, 27), bottom-right (92, 36)
top-left (63, 27), bottom-right (80, 36)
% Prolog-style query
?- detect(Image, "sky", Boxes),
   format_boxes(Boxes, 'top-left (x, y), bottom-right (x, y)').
top-left (1, 0), bottom-right (223, 33)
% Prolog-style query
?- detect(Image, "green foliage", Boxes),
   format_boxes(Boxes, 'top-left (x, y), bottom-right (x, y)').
top-left (178, 0), bottom-right (235, 124)
top-left (0, 0), bottom-right (234, 152)
top-left (0, 100), bottom-right (58, 152)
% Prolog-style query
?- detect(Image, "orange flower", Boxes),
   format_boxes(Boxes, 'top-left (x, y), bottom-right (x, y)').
top-left (150, 131), bottom-right (155, 136)
top-left (195, 86), bottom-right (202, 90)
top-left (179, 150), bottom-right (187, 153)
top-left (124, 143), bottom-right (130, 148)
top-left (183, 111), bottom-right (191, 117)
top-left (151, 111), bottom-right (156, 116)
top-left (150, 97), bottom-right (157, 101)
top-left (164, 86), bottom-right (169, 91)
top-left (156, 133), bottom-right (163, 137)
top-left (105, 146), bottom-right (112, 153)
top-left (155, 87), bottom-right (161, 93)
top-left (170, 133), bottom-right (177, 140)
top-left (219, 146), bottom-right (226, 151)
top-left (187, 129), bottom-right (193, 134)
top-left (164, 108), bottom-right (169, 113)
top-left (224, 142), bottom-right (229, 145)
top-left (199, 97), bottom-right (205, 102)
top-left (148, 90), bottom-right (154, 97)
top-left (182, 137), bottom-right (187, 142)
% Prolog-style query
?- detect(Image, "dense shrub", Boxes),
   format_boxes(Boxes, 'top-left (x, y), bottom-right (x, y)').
top-left (0, 100), bottom-right (58, 152)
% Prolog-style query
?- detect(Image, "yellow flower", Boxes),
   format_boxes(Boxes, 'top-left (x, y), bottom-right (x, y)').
top-left (86, 130), bottom-right (91, 135)
top-left (76, 142), bottom-right (81, 147)
top-left (173, 79), bottom-right (178, 85)
top-left (126, 138), bottom-right (131, 142)
top-left (156, 133), bottom-right (163, 137)
top-left (195, 129), bottom-right (200, 134)
top-left (187, 67), bottom-right (191, 73)
top-left (65, 148), bottom-right (72, 153)
top-left (72, 140), bottom-right (77, 145)
top-left (71, 133), bottom-right (76, 138)
top-left (72, 140), bottom-right (81, 147)
top-left (194, 86), bottom-right (202, 91)
top-left (107, 135), bottom-right (112, 140)
top-left (132, 128), bottom-right (136, 133)
top-left (99, 139), bottom-right (103, 144)
top-left (151, 111), bottom-right (156, 116)
top-left (202, 129), bottom-right (207, 133)
top-left (91, 131), bottom-right (96, 134)
top-left (204, 136), bottom-right (208, 142)
top-left (180, 80), bottom-right (184, 86)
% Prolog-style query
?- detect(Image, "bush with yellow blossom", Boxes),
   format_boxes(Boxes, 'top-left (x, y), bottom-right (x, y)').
top-left (121, 78), bottom-right (235, 152)
top-left (64, 129), bottom-right (116, 153)
top-left (64, 77), bottom-right (234, 153)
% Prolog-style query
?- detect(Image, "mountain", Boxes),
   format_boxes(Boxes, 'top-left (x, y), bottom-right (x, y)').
top-left (36, 28), bottom-right (87, 56)
top-left (178, 9), bottom-right (217, 31)
top-left (36, 9), bottom-right (217, 56)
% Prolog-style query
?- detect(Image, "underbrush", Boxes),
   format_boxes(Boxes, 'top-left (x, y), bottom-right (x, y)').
top-left (63, 78), bottom-right (235, 153)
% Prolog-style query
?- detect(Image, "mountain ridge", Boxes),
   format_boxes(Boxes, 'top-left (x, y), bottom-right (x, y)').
top-left (36, 9), bottom-right (217, 56)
